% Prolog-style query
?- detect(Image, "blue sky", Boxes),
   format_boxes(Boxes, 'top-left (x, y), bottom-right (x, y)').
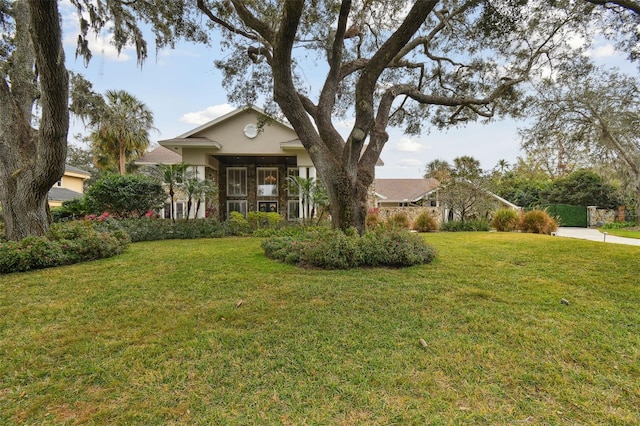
top-left (60, 2), bottom-right (632, 179)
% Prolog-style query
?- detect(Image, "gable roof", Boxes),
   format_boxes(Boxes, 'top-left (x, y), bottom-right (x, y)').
top-left (64, 164), bottom-right (90, 178)
top-left (174, 105), bottom-right (294, 140)
top-left (135, 146), bottom-right (183, 165)
top-left (375, 178), bottom-right (440, 202)
top-left (48, 187), bottom-right (82, 203)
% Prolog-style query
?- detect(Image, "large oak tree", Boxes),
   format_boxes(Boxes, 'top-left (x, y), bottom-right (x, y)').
top-left (191, 0), bottom-right (588, 233)
top-left (0, 0), bottom-right (68, 241)
top-left (0, 0), bottom-right (591, 239)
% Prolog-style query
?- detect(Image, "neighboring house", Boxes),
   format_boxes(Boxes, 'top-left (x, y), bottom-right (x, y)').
top-left (374, 178), bottom-right (441, 208)
top-left (48, 165), bottom-right (90, 207)
top-left (373, 177), bottom-right (520, 224)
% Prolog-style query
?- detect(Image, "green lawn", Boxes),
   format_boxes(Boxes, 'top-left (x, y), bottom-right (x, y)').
top-left (1, 233), bottom-right (638, 424)
top-left (601, 228), bottom-right (640, 240)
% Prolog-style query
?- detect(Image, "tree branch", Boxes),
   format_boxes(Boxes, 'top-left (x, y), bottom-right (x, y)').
top-left (196, 0), bottom-right (262, 42)
top-left (584, 0), bottom-right (640, 15)
top-left (348, 0), bottom-right (439, 172)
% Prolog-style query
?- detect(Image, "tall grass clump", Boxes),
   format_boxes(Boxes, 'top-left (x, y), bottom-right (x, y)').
top-left (413, 210), bottom-right (438, 232)
top-left (519, 209), bottom-right (559, 235)
top-left (365, 210), bottom-right (383, 230)
top-left (386, 211), bottom-right (411, 229)
top-left (262, 227), bottom-right (436, 269)
top-left (492, 208), bottom-right (520, 232)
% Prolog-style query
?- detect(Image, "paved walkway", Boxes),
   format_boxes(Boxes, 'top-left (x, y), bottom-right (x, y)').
top-left (555, 227), bottom-right (640, 246)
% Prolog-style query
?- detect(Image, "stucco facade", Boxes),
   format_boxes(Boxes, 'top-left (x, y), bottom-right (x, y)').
top-left (157, 106), bottom-right (316, 220)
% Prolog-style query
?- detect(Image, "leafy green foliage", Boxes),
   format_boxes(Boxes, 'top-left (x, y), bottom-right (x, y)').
top-left (493, 172), bottom-right (551, 208)
top-left (0, 221), bottom-right (129, 274)
top-left (51, 198), bottom-right (89, 222)
top-left (491, 208), bottom-right (520, 232)
top-left (92, 218), bottom-right (226, 242)
top-left (262, 228), bottom-right (436, 269)
top-left (601, 221), bottom-right (637, 230)
top-left (84, 174), bottom-right (166, 217)
top-left (226, 211), bottom-right (250, 236)
top-left (247, 211), bottom-right (283, 231)
top-left (440, 219), bottom-right (491, 232)
top-left (412, 210), bottom-right (438, 232)
top-left (543, 169), bottom-right (621, 209)
top-left (519, 209), bottom-right (559, 235)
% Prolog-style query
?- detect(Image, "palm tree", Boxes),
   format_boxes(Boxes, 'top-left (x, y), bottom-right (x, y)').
top-left (90, 90), bottom-right (155, 175)
top-left (154, 163), bottom-right (188, 222)
top-left (286, 175), bottom-right (330, 226)
top-left (424, 159), bottom-right (452, 183)
top-left (184, 173), bottom-right (218, 219)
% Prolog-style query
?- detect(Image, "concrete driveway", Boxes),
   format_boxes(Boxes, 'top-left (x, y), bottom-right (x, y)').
top-left (555, 227), bottom-right (640, 246)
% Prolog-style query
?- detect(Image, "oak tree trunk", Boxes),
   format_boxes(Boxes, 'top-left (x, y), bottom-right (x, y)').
top-left (0, 0), bottom-right (69, 241)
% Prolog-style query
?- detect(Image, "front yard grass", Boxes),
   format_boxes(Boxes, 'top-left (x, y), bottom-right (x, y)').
top-left (601, 228), bottom-right (640, 240)
top-left (1, 233), bottom-right (638, 424)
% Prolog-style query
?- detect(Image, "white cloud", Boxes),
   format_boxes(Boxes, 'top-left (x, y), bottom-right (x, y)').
top-left (566, 33), bottom-right (586, 50)
top-left (180, 104), bottom-right (235, 125)
top-left (590, 44), bottom-right (616, 59)
top-left (397, 158), bottom-right (422, 167)
top-left (395, 137), bottom-right (426, 153)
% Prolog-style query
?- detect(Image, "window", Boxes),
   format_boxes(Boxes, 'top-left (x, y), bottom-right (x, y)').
top-left (258, 201), bottom-right (278, 213)
top-left (257, 168), bottom-right (278, 196)
top-left (287, 200), bottom-right (300, 221)
top-left (287, 168), bottom-right (299, 197)
top-left (163, 202), bottom-right (185, 219)
top-left (56, 179), bottom-right (63, 187)
top-left (227, 168), bottom-right (247, 196)
top-left (227, 200), bottom-right (247, 218)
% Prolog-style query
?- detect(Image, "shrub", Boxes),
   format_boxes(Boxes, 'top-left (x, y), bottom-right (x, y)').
top-left (601, 221), bottom-right (636, 230)
top-left (261, 227), bottom-right (436, 269)
top-left (247, 211), bottom-right (283, 230)
top-left (52, 198), bottom-right (88, 222)
top-left (0, 221), bottom-right (130, 274)
top-left (413, 210), bottom-right (438, 232)
top-left (440, 219), bottom-right (491, 232)
top-left (491, 208), bottom-right (520, 232)
top-left (386, 211), bottom-right (411, 229)
top-left (84, 173), bottom-right (166, 218)
top-left (226, 211), bottom-right (250, 236)
top-left (91, 217), bottom-right (226, 242)
top-left (518, 209), bottom-right (559, 235)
